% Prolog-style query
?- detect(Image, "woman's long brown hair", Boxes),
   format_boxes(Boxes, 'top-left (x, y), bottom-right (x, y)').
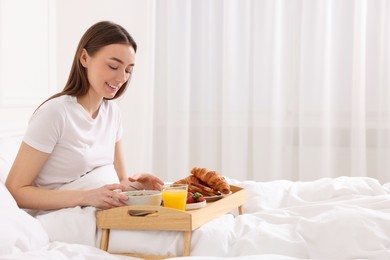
top-left (37, 21), bottom-right (137, 110)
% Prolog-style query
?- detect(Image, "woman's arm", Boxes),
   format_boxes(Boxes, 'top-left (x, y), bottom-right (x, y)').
top-left (6, 142), bottom-right (127, 210)
top-left (114, 140), bottom-right (164, 191)
top-left (113, 140), bottom-right (128, 182)
top-left (114, 140), bottom-right (143, 190)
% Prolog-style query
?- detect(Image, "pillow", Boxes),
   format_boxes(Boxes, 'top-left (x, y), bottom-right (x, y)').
top-left (0, 182), bottom-right (49, 255)
top-left (0, 157), bottom-right (10, 184)
top-left (0, 175), bottom-right (17, 209)
top-left (0, 135), bottom-right (22, 183)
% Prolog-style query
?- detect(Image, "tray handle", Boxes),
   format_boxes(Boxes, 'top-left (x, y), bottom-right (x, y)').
top-left (128, 209), bottom-right (158, 217)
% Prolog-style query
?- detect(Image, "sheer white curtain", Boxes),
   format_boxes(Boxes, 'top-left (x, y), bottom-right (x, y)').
top-left (147, 0), bottom-right (390, 183)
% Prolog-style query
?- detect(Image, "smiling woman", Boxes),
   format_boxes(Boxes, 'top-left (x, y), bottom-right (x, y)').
top-left (78, 44), bottom-right (136, 110)
top-left (5, 21), bottom-right (164, 214)
top-left (77, 43), bottom-right (135, 118)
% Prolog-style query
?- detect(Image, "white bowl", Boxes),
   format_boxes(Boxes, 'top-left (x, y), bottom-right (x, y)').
top-left (186, 200), bottom-right (206, 210)
top-left (120, 190), bottom-right (162, 206)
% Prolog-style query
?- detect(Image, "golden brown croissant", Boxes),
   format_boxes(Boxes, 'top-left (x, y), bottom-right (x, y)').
top-left (173, 175), bottom-right (200, 185)
top-left (190, 167), bottom-right (230, 194)
top-left (189, 182), bottom-right (219, 196)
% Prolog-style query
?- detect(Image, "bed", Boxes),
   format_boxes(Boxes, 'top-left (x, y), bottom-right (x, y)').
top-left (1, 132), bottom-right (390, 260)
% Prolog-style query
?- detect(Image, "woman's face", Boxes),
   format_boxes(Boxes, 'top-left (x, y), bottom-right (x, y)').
top-left (80, 43), bottom-right (135, 100)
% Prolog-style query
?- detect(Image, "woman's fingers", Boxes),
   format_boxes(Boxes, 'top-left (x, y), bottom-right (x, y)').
top-left (105, 183), bottom-right (126, 191)
top-left (127, 176), bottom-right (136, 182)
top-left (104, 184), bottom-right (128, 201)
top-left (154, 176), bottom-right (165, 185)
top-left (128, 173), bottom-right (164, 191)
top-left (90, 184), bottom-right (128, 209)
top-left (100, 194), bottom-right (127, 209)
top-left (106, 196), bottom-right (127, 208)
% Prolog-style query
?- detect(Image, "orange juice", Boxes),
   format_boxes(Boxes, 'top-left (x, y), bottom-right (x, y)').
top-left (162, 186), bottom-right (188, 211)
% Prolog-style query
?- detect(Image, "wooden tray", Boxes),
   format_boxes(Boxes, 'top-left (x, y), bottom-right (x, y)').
top-left (96, 185), bottom-right (247, 259)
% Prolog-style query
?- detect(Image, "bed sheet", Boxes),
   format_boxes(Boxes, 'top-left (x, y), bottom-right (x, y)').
top-left (0, 242), bottom-right (138, 260)
top-left (32, 166), bottom-right (390, 259)
top-left (0, 175), bottom-right (137, 260)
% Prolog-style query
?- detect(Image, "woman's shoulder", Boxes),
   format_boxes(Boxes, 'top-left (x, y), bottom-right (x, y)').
top-left (34, 95), bottom-right (75, 118)
top-left (39, 95), bottom-right (74, 108)
top-left (26, 96), bottom-right (73, 134)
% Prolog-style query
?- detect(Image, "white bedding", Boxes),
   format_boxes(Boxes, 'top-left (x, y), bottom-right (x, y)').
top-left (0, 179), bottom-right (137, 260)
top-left (0, 242), bottom-right (135, 260)
top-left (2, 136), bottom-right (390, 259)
top-left (30, 166), bottom-right (390, 259)
top-left (0, 135), bottom-right (138, 260)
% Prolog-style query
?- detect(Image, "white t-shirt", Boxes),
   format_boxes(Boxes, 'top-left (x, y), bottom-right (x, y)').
top-left (23, 95), bottom-right (123, 190)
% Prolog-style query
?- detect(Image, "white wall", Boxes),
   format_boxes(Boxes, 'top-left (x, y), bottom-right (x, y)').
top-left (0, 0), bottom-right (156, 174)
top-left (0, 0), bottom-right (55, 135)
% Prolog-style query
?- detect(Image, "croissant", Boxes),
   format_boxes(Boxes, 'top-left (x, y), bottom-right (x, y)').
top-left (173, 175), bottom-right (200, 185)
top-left (189, 182), bottom-right (219, 196)
top-left (190, 167), bottom-right (230, 194)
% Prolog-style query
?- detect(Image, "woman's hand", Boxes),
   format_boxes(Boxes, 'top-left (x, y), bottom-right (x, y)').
top-left (125, 173), bottom-right (164, 191)
top-left (82, 183), bottom-right (129, 210)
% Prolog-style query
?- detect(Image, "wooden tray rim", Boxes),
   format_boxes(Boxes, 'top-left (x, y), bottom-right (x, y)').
top-left (96, 184), bottom-right (248, 231)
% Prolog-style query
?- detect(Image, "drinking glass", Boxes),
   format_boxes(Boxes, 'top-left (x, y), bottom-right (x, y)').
top-left (162, 184), bottom-right (188, 211)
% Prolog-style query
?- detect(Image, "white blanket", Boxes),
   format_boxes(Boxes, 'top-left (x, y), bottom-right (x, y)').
top-left (0, 242), bottom-right (136, 260)
top-left (35, 168), bottom-right (390, 259)
top-left (35, 165), bottom-right (120, 247)
top-left (0, 166), bottom-right (137, 260)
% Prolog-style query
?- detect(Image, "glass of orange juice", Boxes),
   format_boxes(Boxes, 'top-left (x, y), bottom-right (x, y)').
top-left (162, 184), bottom-right (188, 211)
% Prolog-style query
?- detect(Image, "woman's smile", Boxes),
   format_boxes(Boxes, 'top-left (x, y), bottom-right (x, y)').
top-left (106, 82), bottom-right (120, 91)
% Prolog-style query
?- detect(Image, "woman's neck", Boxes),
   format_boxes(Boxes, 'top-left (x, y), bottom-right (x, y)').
top-left (77, 93), bottom-right (103, 119)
